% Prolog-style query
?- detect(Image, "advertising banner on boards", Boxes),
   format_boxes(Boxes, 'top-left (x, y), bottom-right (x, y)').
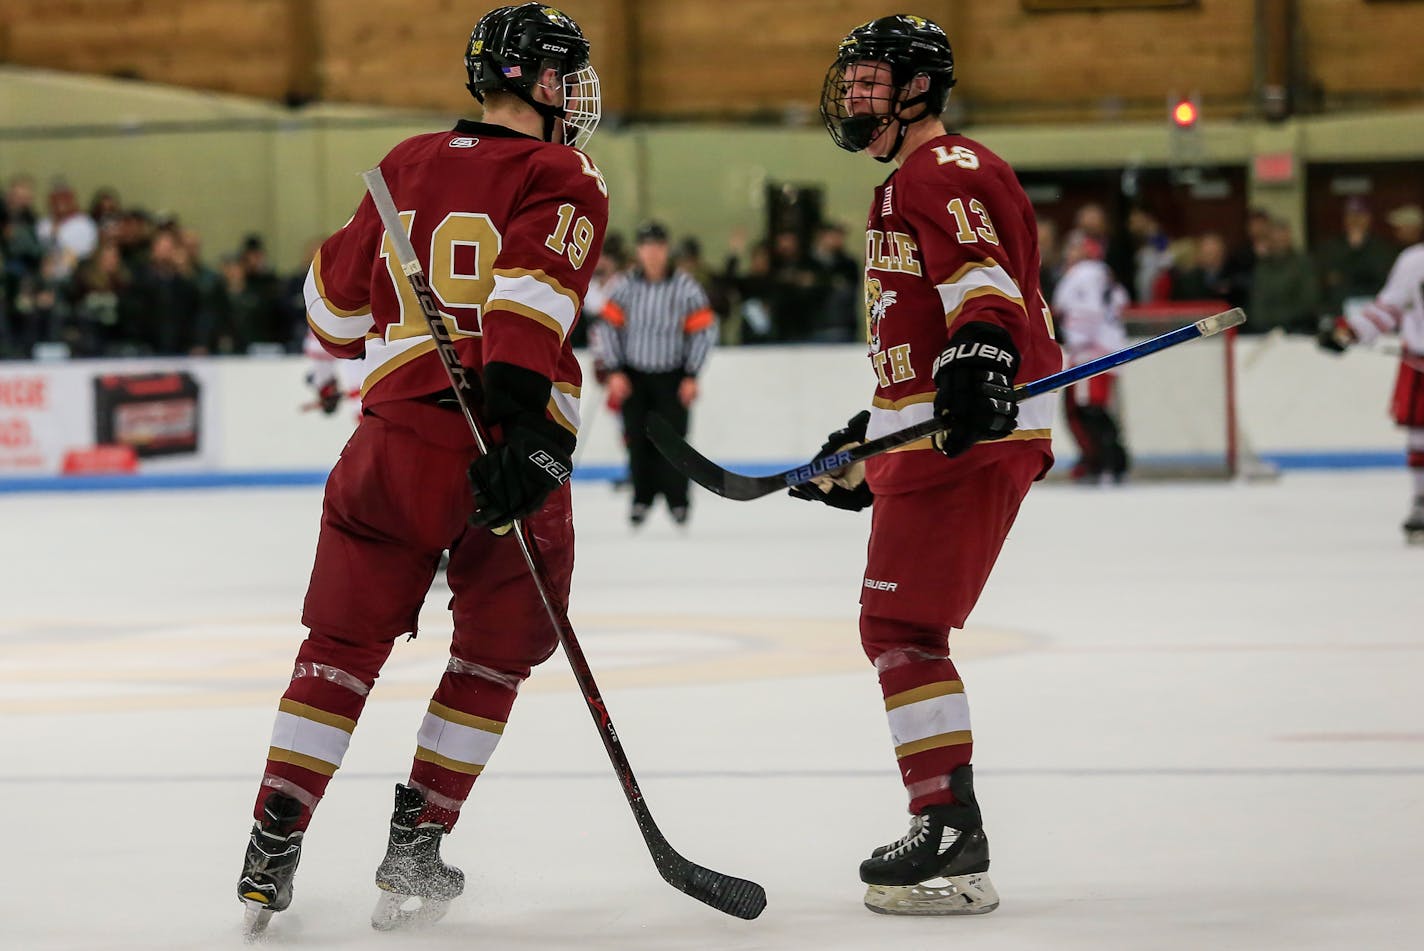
top-left (0, 360), bottom-right (221, 478)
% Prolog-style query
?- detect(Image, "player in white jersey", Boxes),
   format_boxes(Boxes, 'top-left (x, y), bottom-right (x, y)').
top-left (1052, 231), bottom-right (1130, 482)
top-left (1320, 242), bottom-right (1424, 542)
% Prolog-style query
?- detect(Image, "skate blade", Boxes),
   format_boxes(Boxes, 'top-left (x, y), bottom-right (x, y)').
top-left (241, 899), bottom-right (275, 941)
top-left (370, 890), bottom-right (452, 931)
top-left (863, 872), bottom-right (1000, 916)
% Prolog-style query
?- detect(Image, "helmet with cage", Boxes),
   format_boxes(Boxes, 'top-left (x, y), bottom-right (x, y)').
top-left (820, 14), bottom-right (956, 163)
top-left (464, 4), bottom-right (601, 149)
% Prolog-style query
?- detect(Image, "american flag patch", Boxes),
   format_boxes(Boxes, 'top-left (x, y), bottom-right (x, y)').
top-left (881, 185), bottom-right (894, 216)
top-left (502, 66), bottom-right (522, 78)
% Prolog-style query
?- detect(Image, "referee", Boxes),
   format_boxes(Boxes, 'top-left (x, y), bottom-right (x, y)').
top-left (596, 221), bottom-right (716, 527)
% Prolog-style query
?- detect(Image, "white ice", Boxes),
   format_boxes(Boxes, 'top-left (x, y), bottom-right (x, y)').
top-left (2, 472), bottom-right (1422, 950)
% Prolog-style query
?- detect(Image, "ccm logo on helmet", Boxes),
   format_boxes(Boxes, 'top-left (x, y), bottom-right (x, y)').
top-left (933, 342), bottom-right (1014, 375)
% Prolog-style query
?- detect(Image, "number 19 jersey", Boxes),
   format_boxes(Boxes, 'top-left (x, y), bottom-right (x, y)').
top-left (304, 120), bottom-right (609, 439)
top-left (862, 133), bottom-right (1060, 494)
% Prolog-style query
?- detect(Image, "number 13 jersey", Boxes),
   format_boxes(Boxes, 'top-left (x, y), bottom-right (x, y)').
top-left (862, 133), bottom-right (1060, 494)
top-left (304, 120), bottom-right (609, 439)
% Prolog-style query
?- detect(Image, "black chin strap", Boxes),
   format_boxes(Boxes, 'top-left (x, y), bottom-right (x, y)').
top-left (874, 89), bottom-right (932, 164)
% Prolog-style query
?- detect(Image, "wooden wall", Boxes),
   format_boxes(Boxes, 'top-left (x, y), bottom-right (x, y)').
top-left (2, 0), bottom-right (1422, 123)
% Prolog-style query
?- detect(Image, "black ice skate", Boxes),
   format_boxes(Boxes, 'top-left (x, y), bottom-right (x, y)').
top-left (1403, 497), bottom-right (1424, 545)
top-left (238, 793), bottom-right (304, 938)
top-left (859, 766), bottom-right (1000, 916)
top-left (371, 783), bottom-right (465, 931)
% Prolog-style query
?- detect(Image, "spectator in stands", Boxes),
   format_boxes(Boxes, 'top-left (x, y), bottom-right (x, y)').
top-left (130, 227), bottom-right (204, 354)
top-left (115, 209), bottom-right (155, 270)
top-left (768, 228), bottom-right (820, 341)
top-left (180, 227), bottom-right (225, 350)
top-left (36, 180), bottom-right (99, 280)
top-left (88, 187), bottom-right (122, 232)
top-left (2, 175), bottom-right (44, 356)
top-left (1248, 217), bottom-right (1319, 334)
top-left (1127, 205), bottom-right (1173, 303)
top-left (723, 237), bottom-right (781, 344)
top-left (1316, 196), bottom-right (1397, 316)
top-left (1225, 207), bottom-right (1270, 307)
top-left (66, 238), bottom-right (133, 356)
top-left (806, 222), bottom-right (860, 341)
top-left (228, 234), bottom-right (289, 349)
top-left (1387, 203), bottom-right (1423, 249)
top-left (1171, 232), bottom-right (1236, 306)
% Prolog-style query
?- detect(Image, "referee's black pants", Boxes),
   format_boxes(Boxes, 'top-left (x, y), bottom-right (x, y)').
top-left (620, 369), bottom-right (690, 511)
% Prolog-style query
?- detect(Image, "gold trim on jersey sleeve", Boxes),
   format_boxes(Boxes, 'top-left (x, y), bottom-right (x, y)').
top-left (937, 259), bottom-right (1026, 330)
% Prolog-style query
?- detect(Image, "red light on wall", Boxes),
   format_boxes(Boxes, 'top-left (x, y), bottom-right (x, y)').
top-left (1171, 99), bottom-right (1199, 128)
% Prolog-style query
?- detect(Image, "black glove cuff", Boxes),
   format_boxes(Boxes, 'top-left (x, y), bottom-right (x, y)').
top-left (482, 361), bottom-right (575, 456)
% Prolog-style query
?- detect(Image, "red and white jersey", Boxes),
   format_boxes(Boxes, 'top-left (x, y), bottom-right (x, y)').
top-left (861, 133), bottom-right (1061, 494)
top-left (1052, 258), bottom-right (1129, 367)
top-left (304, 120), bottom-right (609, 438)
top-left (1343, 244), bottom-right (1424, 354)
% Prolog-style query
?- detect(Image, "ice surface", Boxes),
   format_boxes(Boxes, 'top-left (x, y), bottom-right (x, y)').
top-left (2, 472), bottom-right (1422, 950)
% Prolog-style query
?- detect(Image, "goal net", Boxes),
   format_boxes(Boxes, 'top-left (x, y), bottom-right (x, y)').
top-left (1051, 300), bottom-right (1269, 480)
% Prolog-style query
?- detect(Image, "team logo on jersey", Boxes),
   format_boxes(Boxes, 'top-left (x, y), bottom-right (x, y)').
top-left (449, 136), bottom-right (479, 148)
top-left (866, 277), bottom-right (898, 356)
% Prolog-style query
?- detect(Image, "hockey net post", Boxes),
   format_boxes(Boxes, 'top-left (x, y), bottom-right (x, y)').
top-left (1115, 300), bottom-right (1271, 481)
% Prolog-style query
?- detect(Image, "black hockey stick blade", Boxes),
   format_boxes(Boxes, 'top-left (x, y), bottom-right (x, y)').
top-left (661, 853), bottom-right (767, 919)
top-left (648, 307), bottom-right (1246, 501)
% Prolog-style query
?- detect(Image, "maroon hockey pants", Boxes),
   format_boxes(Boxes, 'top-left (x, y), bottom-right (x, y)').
top-left (254, 399), bottom-right (573, 832)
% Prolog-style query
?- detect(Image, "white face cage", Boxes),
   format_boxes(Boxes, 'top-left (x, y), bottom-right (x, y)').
top-left (562, 64), bottom-right (601, 149)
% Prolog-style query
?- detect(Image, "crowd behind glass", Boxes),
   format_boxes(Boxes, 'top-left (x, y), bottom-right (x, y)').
top-left (2, 172), bottom-right (1420, 361)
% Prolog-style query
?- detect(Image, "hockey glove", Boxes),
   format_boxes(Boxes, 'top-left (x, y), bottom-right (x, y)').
top-left (788, 410), bottom-right (873, 512)
top-left (467, 362), bottom-right (575, 532)
top-left (1316, 316), bottom-right (1355, 354)
top-left (932, 321), bottom-right (1020, 458)
top-left (305, 367), bottom-right (342, 415)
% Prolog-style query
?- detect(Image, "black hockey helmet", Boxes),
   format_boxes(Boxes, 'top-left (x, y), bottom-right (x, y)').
top-left (820, 14), bottom-right (957, 163)
top-left (465, 4), bottom-right (601, 148)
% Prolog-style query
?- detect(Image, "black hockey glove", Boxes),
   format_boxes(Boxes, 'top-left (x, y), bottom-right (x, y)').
top-left (932, 321), bottom-right (1020, 458)
top-left (1316, 316), bottom-right (1354, 354)
top-left (788, 410), bottom-right (873, 512)
top-left (467, 362), bottom-right (575, 532)
top-left (305, 368), bottom-right (342, 415)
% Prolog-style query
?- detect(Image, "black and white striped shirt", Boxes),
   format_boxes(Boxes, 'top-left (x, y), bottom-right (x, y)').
top-left (594, 269), bottom-right (716, 375)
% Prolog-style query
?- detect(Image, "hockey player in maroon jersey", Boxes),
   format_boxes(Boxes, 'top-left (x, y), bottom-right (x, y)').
top-left (236, 4), bottom-right (607, 935)
top-left (794, 14), bottom-right (1061, 915)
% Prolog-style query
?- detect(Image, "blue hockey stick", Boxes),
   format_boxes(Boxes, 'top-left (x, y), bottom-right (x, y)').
top-left (648, 307), bottom-right (1245, 500)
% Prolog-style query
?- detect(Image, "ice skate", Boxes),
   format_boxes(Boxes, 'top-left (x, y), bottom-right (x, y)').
top-left (371, 783), bottom-right (465, 931)
top-left (238, 793), bottom-right (304, 939)
top-left (859, 766), bottom-right (999, 916)
top-left (1404, 498), bottom-right (1424, 545)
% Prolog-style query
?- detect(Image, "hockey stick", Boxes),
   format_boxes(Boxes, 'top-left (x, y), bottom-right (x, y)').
top-left (649, 307), bottom-right (1246, 501)
top-left (361, 169), bottom-right (766, 921)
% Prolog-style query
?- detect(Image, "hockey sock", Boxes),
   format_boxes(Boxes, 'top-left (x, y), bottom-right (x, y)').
top-left (407, 657), bottom-right (524, 830)
top-left (862, 615), bottom-right (974, 814)
top-left (258, 631), bottom-right (393, 830)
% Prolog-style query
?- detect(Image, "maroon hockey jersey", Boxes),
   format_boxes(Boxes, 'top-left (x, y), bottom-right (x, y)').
top-left (304, 120), bottom-right (609, 438)
top-left (861, 133), bottom-right (1060, 494)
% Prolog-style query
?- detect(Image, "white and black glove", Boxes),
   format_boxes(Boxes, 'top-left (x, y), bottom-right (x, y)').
top-left (788, 410), bottom-right (873, 512)
top-left (932, 322), bottom-right (1020, 458)
top-left (467, 362), bottom-right (574, 532)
